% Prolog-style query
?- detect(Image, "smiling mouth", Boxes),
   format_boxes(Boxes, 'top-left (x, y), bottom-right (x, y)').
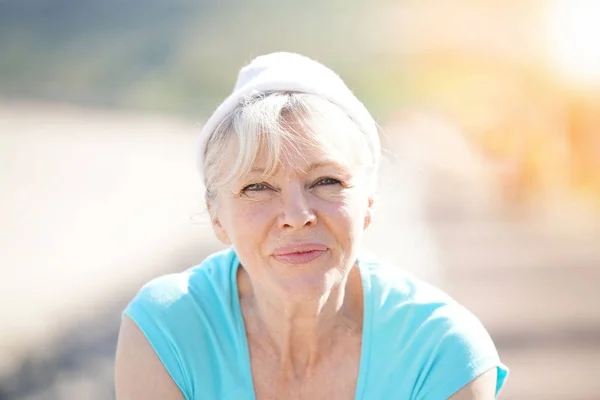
top-left (272, 244), bottom-right (328, 265)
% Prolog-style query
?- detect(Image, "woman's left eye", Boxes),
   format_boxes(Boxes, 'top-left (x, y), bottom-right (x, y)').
top-left (313, 177), bottom-right (341, 187)
top-left (241, 183), bottom-right (269, 192)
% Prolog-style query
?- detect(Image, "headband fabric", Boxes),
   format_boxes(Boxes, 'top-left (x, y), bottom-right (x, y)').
top-left (197, 52), bottom-right (380, 181)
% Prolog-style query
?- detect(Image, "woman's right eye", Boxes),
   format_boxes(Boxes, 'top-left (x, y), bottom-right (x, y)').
top-left (242, 183), bottom-right (269, 192)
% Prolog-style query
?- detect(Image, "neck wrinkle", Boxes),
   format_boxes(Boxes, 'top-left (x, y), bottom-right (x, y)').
top-left (238, 265), bottom-right (363, 376)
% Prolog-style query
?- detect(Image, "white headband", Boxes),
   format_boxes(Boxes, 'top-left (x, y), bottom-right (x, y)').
top-left (196, 52), bottom-right (380, 181)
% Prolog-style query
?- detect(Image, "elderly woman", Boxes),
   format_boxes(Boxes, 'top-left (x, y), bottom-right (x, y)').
top-left (115, 53), bottom-right (508, 399)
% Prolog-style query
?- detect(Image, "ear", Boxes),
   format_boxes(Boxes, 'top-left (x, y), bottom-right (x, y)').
top-left (207, 201), bottom-right (231, 245)
top-left (363, 196), bottom-right (374, 230)
top-left (212, 217), bottom-right (231, 245)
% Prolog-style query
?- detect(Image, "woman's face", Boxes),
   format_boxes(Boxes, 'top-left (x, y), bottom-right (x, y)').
top-left (210, 124), bottom-right (374, 300)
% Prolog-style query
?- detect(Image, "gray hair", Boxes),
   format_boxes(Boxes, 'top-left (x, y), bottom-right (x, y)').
top-left (203, 91), bottom-right (381, 205)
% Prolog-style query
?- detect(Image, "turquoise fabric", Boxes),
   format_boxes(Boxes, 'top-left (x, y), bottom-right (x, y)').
top-left (124, 248), bottom-right (508, 399)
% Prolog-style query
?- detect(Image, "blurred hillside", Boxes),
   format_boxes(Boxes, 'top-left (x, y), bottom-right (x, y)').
top-left (0, 0), bottom-right (566, 116)
top-left (0, 0), bottom-right (384, 115)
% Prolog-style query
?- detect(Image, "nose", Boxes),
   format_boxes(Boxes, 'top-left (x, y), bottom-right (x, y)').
top-left (278, 184), bottom-right (316, 230)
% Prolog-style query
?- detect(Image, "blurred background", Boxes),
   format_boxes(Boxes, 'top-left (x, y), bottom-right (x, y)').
top-left (1, 0), bottom-right (599, 399)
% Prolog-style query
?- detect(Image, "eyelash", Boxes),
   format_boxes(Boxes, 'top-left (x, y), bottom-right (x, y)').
top-left (242, 183), bottom-right (269, 192)
top-left (241, 177), bottom-right (341, 193)
top-left (314, 177), bottom-right (341, 186)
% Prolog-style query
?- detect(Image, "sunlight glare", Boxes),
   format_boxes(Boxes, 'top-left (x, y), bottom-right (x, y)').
top-left (545, 0), bottom-right (600, 86)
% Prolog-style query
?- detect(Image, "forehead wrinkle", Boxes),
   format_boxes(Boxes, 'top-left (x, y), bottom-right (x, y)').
top-left (247, 159), bottom-right (351, 182)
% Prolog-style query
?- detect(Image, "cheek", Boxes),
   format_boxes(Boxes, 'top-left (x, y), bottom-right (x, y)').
top-left (223, 201), bottom-right (274, 241)
top-left (317, 193), bottom-right (366, 232)
top-left (331, 188), bottom-right (369, 215)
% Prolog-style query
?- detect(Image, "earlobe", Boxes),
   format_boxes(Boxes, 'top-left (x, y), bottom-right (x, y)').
top-left (212, 217), bottom-right (231, 245)
top-left (219, 233), bottom-right (232, 245)
top-left (220, 228), bottom-right (232, 245)
top-left (207, 202), bottom-right (231, 245)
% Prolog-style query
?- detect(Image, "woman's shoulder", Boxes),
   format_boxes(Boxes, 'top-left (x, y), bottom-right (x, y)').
top-left (360, 255), bottom-right (492, 341)
top-left (126, 247), bottom-right (237, 313)
top-left (359, 254), bottom-right (454, 308)
top-left (120, 247), bottom-right (242, 399)
top-left (121, 248), bottom-right (239, 341)
top-left (359, 255), bottom-right (508, 399)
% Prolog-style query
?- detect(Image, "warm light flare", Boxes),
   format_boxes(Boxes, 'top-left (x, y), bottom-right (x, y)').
top-left (545, 0), bottom-right (600, 86)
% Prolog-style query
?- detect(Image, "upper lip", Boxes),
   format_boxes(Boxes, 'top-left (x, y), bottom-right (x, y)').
top-left (272, 243), bottom-right (328, 255)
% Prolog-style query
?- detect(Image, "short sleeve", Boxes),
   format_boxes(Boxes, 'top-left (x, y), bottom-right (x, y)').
top-left (123, 274), bottom-right (193, 399)
top-left (412, 304), bottom-right (509, 400)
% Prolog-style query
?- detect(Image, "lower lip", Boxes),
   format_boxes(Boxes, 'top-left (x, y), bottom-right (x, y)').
top-left (273, 250), bottom-right (327, 265)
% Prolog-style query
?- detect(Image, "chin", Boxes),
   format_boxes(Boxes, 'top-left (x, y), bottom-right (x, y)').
top-left (270, 265), bottom-right (345, 300)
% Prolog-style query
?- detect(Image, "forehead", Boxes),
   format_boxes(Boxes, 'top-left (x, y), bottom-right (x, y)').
top-left (244, 110), bottom-right (367, 175)
top-left (252, 142), bottom-right (352, 175)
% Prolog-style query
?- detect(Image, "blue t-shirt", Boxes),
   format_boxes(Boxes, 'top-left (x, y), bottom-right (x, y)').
top-left (124, 248), bottom-right (508, 399)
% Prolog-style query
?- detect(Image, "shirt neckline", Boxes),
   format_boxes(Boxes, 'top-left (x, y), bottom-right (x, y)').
top-left (229, 249), bottom-right (373, 399)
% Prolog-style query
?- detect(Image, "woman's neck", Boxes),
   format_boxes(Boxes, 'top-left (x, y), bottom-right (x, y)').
top-left (237, 265), bottom-right (364, 376)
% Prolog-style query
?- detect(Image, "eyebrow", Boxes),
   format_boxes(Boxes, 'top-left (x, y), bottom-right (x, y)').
top-left (249, 160), bottom-right (347, 175)
top-left (307, 161), bottom-right (346, 171)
